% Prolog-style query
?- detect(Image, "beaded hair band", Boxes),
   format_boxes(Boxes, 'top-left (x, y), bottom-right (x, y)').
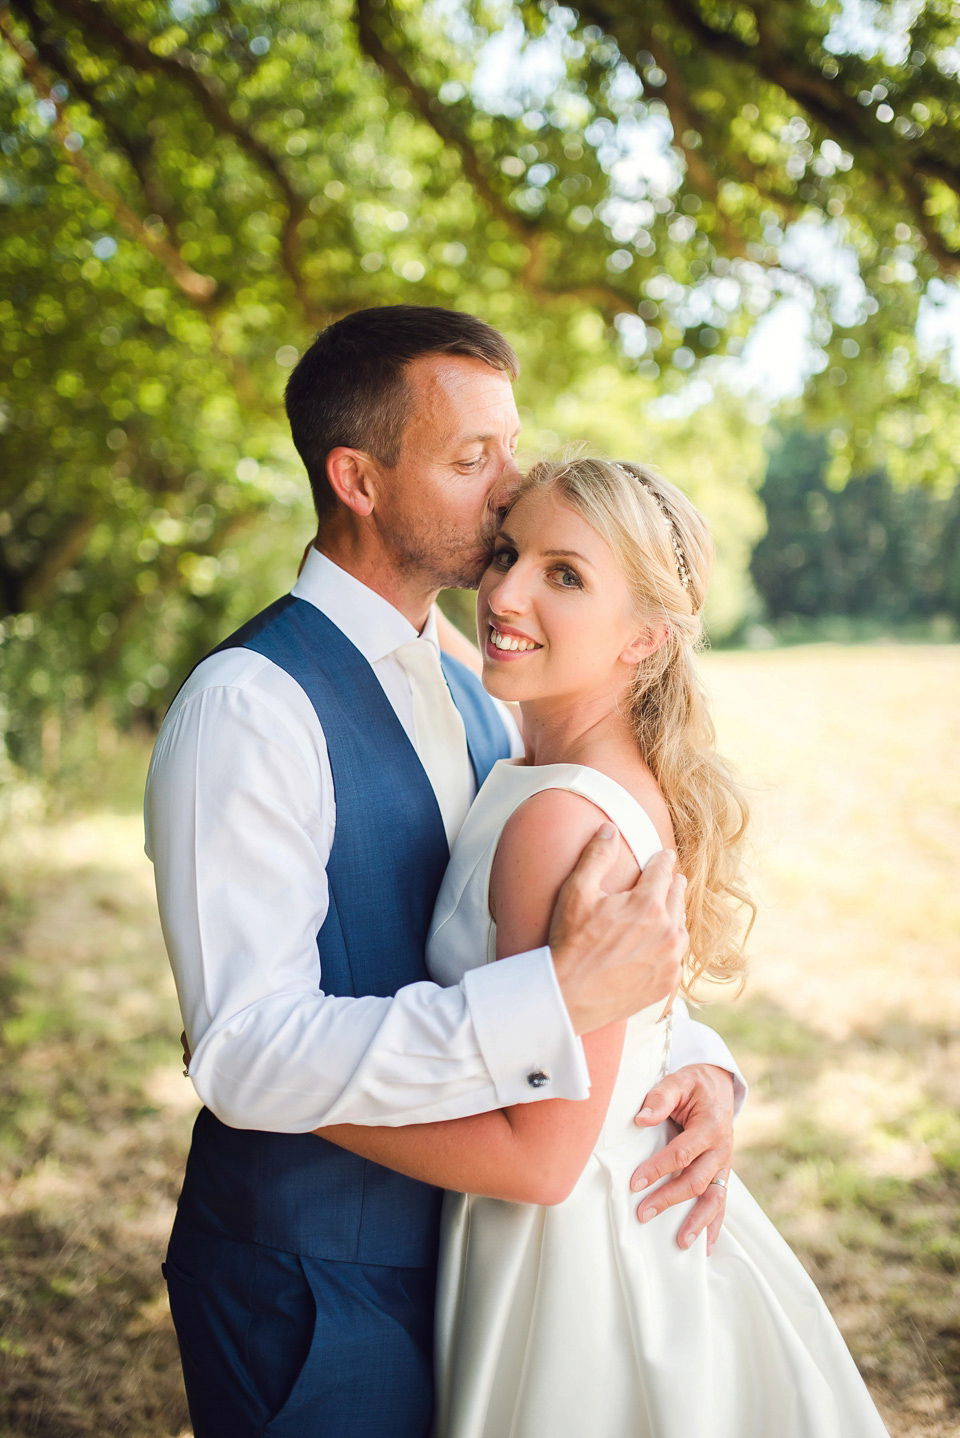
top-left (616, 462), bottom-right (691, 592)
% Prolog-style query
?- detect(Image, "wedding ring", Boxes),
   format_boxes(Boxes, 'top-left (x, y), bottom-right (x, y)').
top-left (710, 1175), bottom-right (728, 1189)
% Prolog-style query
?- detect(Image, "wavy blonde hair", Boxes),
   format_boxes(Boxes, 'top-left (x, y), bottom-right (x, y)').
top-left (520, 455), bottom-right (753, 997)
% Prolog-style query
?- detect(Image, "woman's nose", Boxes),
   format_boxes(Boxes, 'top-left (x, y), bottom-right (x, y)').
top-left (489, 565), bottom-right (530, 617)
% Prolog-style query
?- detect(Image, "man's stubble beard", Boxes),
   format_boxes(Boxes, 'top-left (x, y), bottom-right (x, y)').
top-left (386, 512), bottom-right (499, 594)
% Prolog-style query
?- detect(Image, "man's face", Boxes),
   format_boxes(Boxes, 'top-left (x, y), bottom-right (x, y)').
top-left (372, 354), bottom-right (522, 592)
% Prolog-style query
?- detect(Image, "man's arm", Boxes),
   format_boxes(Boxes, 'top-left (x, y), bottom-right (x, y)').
top-left (318, 786), bottom-right (682, 1202)
top-left (146, 655), bottom-right (590, 1133)
top-left (317, 1022), bottom-right (625, 1205)
top-left (148, 655), bottom-right (689, 1134)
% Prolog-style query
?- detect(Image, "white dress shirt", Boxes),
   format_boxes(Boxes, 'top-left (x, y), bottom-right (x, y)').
top-left (145, 548), bottom-right (744, 1134)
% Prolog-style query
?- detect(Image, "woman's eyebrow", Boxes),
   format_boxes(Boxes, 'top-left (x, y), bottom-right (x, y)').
top-left (542, 548), bottom-right (594, 567)
top-left (494, 535), bottom-right (594, 569)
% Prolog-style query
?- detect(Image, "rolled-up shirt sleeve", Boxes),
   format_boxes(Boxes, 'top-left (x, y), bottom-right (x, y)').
top-left (145, 658), bottom-right (589, 1134)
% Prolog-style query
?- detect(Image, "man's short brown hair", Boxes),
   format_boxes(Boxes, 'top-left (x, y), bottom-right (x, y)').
top-left (285, 305), bottom-right (520, 521)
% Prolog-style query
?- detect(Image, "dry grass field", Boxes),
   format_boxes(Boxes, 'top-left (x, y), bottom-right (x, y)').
top-left (0, 644), bottom-right (957, 1438)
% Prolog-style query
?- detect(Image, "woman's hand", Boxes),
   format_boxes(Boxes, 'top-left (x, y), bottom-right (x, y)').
top-left (630, 1063), bottom-right (735, 1256)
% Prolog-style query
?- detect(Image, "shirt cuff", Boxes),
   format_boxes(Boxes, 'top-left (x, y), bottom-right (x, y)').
top-left (463, 946), bottom-right (590, 1106)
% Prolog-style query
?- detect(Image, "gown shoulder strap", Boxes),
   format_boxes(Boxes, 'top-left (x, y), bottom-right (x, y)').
top-left (525, 764), bottom-right (664, 872)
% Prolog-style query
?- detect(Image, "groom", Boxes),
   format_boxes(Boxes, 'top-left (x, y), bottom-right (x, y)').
top-left (147, 305), bottom-right (743, 1438)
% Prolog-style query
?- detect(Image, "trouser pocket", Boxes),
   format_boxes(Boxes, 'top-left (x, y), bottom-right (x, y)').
top-left (164, 1227), bottom-right (316, 1438)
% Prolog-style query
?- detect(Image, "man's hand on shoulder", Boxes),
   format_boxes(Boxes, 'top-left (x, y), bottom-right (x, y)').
top-left (549, 827), bottom-right (686, 1036)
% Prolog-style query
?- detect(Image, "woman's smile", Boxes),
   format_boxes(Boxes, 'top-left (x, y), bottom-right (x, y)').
top-left (485, 620), bottom-right (543, 658)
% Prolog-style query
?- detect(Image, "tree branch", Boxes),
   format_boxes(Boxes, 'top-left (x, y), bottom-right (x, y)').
top-left (0, 9), bottom-right (218, 301)
top-left (8, 0), bottom-right (186, 238)
top-left (688, 0), bottom-right (959, 267)
top-left (0, 544), bottom-right (24, 616)
top-left (353, 0), bottom-right (536, 246)
top-left (19, 514), bottom-right (96, 612)
top-left (353, 0), bottom-right (654, 320)
top-left (578, 0), bottom-right (959, 273)
top-left (38, 0), bottom-right (324, 322)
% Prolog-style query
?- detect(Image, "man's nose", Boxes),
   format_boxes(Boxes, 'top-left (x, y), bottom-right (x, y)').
top-left (490, 456), bottom-right (522, 520)
top-left (501, 451), bottom-right (522, 490)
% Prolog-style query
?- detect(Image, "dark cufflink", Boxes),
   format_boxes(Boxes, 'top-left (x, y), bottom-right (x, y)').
top-left (526, 1069), bottom-right (550, 1089)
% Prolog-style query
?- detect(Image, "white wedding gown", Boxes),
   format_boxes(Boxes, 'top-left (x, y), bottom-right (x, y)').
top-left (426, 759), bottom-right (889, 1438)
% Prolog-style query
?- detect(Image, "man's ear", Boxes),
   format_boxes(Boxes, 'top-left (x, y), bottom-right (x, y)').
top-left (620, 620), bottom-right (669, 666)
top-left (326, 447), bottom-right (379, 518)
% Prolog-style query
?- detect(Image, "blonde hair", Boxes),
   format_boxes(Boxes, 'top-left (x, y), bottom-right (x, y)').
top-left (520, 455), bottom-right (753, 996)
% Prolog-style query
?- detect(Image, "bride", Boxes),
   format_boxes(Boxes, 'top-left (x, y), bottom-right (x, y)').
top-left (322, 454), bottom-right (889, 1437)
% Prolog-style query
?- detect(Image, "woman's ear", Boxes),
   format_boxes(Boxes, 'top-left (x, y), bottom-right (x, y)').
top-left (620, 620), bottom-right (669, 666)
top-left (326, 447), bottom-right (378, 518)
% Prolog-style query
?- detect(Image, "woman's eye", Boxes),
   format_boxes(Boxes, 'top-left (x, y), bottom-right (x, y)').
top-left (492, 548), bottom-right (516, 570)
top-left (553, 566), bottom-right (582, 589)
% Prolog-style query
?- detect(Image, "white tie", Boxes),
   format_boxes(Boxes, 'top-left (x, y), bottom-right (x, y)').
top-left (393, 638), bottom-right (472, 848)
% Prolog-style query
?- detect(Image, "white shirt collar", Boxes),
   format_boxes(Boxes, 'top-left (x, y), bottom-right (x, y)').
top-left (291, 546), bottom-right (440, 663)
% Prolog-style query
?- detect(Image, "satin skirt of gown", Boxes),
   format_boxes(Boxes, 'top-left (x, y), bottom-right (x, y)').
top-left (426, 760), bottom-right (889, 1438)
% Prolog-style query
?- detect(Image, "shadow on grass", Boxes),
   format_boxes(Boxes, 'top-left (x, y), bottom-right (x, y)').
top-left (709, 995), bottom-right (960, 1425)
top-left (0, 1207), bottom-right (188, 1438)
top-left (0, 854), bottom-right (193, 1438)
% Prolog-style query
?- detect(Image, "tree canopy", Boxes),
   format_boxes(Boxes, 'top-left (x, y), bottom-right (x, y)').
top-left (1, 0), bottom-right (958, 770)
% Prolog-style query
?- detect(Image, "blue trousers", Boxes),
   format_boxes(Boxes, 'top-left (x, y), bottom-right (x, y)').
top-left (164, 1219), bottom-right (436, 1437)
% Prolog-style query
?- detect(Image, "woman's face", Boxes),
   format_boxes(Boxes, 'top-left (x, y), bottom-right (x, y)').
top-left (477, 486), bottom-right (653, 706)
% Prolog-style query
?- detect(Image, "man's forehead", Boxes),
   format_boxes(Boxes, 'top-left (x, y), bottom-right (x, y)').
top-left (406, 352), bottom-right (518, 420)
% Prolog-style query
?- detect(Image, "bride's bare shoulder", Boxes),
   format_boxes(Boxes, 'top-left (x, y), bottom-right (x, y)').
top-left (489, 787), bottom-right (634, 949)
top-left (491, 787), bottom-right (639, 911)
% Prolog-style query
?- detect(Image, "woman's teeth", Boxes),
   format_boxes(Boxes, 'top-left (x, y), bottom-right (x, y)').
top-left (489, 627), bottom-right (539, 652)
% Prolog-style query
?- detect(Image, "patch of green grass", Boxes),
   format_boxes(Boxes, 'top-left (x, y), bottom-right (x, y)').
top-left (909, 1109), bottom-right (960, 1176)
top-left (702, 996), bottom-right (823, 1061)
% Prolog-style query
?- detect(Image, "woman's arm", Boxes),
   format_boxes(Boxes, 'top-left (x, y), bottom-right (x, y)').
top-left (318, 789), bottom-right (640, 1204)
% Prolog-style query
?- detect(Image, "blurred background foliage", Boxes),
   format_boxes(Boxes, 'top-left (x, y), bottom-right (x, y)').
top-left (1, 0), bottom-right (959, 782)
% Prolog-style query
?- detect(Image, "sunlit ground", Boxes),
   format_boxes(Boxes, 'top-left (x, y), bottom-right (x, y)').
top-left (702, 644), bottom-right (960, 1438)
top-left (0, 645), bottom-right (957, 1437)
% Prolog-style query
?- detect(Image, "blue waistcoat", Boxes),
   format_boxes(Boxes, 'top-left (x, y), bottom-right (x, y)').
top-left (174, 595), bottom-right (511, 1268)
